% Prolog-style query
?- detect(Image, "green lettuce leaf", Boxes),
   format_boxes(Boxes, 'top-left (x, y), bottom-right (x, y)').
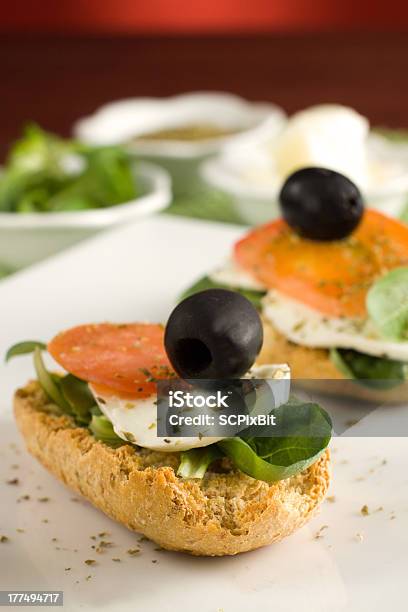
top-left (6, 341), bottom-right (97, 423)
top-left (33, 347), bottom-right (72, 413)
top-left (5, 340), bottom-right (46, 362)
top-left (60, 374), bottom-right (96, 425)
top-left (0, 124), bottom-right (136, 213)
top-left (0, 125), bottom-right (74, 212)
top-left (89, 414), bottom-right (125, 448)
top-left (330, 348), bottom-right (407, 390)
top-left (46, 146), bottom-right (135, 211)
top-left (8, 123), bottom-right (74, 174)
top-left (177, 446), bottom-right (222, 478)
top-left (218, 400), bottom-right (331, 482)
top-left (366, 267), bottom-right (408, 340)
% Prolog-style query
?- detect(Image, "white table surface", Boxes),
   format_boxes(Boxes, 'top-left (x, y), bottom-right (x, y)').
top-left (0, 216), bottom-right (407, 612)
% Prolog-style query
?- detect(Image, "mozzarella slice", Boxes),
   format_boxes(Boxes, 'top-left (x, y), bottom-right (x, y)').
top-left (263, 290), bottom-right (408, 361)
top-left (273, 104), bottom-right (369, 190)
top-left (91, 391), bottom-right (222, 452)
top-left (209, 258), bottom-right (266, 291)
top-left (90, 363), bottom-right (290, 452)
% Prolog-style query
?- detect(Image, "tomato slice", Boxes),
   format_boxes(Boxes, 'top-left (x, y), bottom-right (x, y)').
top-left (234, 210), bottom-right (408, 318)
top-left (48, 323), bottom-right (174, 398)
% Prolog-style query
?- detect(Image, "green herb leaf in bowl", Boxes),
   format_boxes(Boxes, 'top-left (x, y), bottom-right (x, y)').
top-left (0, 124), bottom-right (137, 213)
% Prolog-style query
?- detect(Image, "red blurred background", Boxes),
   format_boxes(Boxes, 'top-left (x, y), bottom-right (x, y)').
top-left (3, 0), bottom-right (408, 33)
top-left (1, 1), bottom-right (408, 160)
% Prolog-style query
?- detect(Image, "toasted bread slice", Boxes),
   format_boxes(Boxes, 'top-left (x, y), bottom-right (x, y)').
top-left (259, 317), bottom-right (408, 404)
top-left (14, 381), bottom-right (330, 556)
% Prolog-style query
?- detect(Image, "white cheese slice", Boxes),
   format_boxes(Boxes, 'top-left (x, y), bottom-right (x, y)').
top-left (272, 104), bottom-right (369, 190)
top-left (263, 289), bottom-right (408, 361)
top-left (209, 258), bottom-right (266, 291)
top-left (90, 363), bottom-right (290, 452)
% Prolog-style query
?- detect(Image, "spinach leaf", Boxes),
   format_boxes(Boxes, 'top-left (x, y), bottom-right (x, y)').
top-left (46, 147), bottom-right (135, 211)
top-left (6, 340), bottom-right (97, 423)
top-left (5, 341), bottom-right (46, 362)
top-left (0, 125), bottom-right (74, 212)
top-left (177, 446), bottom-right (222, 479)
top-left (60, 374), bottom-right (96, 425)
top-left (8, 124), bottom-right (74, 175)
top-left (330, 348), bottom-right (407, 390)
top-left (0, 124), bottom-right (136, 213)
top-left (366, 267), bottom-right (408, 340)
top-left (33, 347), bottom-right (72, 413)
top-left (218, 400), bottom-right (331, 482)
top-left (89, 414), bottom-right (125, 448)
top-left (180, 275), bottom-right (265, 310)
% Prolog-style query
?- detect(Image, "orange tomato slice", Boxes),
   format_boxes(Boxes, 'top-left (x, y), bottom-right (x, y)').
top-left (234, 210), bottom-right (408, 318)
top-left (48, 323), bottom-right (174, 398)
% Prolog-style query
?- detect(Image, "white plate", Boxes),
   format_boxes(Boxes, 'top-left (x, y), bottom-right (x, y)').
top-left (0, 216), bottom-right (407, 612)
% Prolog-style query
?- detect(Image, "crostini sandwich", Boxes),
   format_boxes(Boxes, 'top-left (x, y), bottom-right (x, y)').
top-left (183, 168), bottom-right (408, 400)
top-left (9, 289), bottom-right (331, 556)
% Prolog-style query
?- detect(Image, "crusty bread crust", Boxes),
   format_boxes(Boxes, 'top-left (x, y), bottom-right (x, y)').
top-left (14, 381), bottom-right (330, 556)
top-left (259, 317), bottom-right (408, 404)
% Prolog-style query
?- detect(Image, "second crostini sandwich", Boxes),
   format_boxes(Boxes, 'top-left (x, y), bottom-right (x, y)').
top-left (183, 168), bottom-right (408, 400)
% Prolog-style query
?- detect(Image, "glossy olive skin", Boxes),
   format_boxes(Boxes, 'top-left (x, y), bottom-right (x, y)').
top-left (164, 289), bottom-right (263, 379)
top-left (279, 167), bottom-right (364, 241)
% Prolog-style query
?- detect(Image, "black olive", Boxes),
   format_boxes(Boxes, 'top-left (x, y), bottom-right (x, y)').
top-left (279, 167), bottom-right (364, 241)
top-left (164, 289), bottom-right (263, 379)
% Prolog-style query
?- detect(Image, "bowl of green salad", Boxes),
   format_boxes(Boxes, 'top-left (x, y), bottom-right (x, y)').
top-left (0, 125), bottom-right (171, 272)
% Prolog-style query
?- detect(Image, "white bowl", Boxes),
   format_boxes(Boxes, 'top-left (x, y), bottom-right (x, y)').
top-left (74, 92), bottom-right (286, 157)
top-left (202, 133), bottom-right (408, 225)
top-left (74, 92), bottom-right (286, 195)
top-left (0, 161), bottom-right (171, 271)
